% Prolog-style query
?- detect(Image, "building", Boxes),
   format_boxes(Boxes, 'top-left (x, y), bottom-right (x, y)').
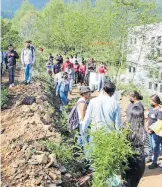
top-left (126, 22), bottom-right (162, 96)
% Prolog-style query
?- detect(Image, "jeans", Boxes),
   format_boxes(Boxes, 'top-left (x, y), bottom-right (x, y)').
top-left (74, 71), bottom-right (79, 84)
top-left (8, 65), bottom-right (16, 84)
top-left (59, 91), bottom-right (68, 105)
top-left (24, 64), bottom-right (32, 83)
top-left (152, 133), bottom-right (161, 164)
top-left (79, 73), bottom-right (85, 84)
top-left (97, 73), bottom-right (105, 91)
top-left (69, 79), bottom-right (73, 91)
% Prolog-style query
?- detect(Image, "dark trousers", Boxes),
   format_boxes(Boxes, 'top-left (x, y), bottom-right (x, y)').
top-left (79, 73), bottom-right (85, 84)
top-left (75, 71), bottom-right (79, 84)
top-left (121, 154), bottom-right (145, 187)
top-left (8, 65), bottom-right (16, 84)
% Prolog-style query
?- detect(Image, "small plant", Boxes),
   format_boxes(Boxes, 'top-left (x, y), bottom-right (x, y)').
top-left (42, 140), bottom-right (73, 164)
top-left (1, 88), bottom-right (9, 108)
top-left (85, 125), bottom-right (134, 187)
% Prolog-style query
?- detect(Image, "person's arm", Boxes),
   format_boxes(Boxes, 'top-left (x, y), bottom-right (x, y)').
top-left (82, 101), bottom-right (93, 134)
top-left (21, 49), bottom-right (25, 65)
top-left (157, 110), bottom-right (162, 120)
top-left (4, 52), bottom-right (8, 64)
top-left (56, 81), bottom-right (61, 96)
top-left (32, 50), bottom-right (35, 65)
top-left (14, 51), bottom-right (19, 59)
top-left (78, 103), bottom-right (87, 121)
top-left (114, 104), bottom-right (121, 130)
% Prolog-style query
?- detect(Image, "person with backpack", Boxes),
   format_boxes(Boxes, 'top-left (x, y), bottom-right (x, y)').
top-left (56, 72), bottom-right (70, 105)
top-left (68, 87), bottom-right (92, 146)
top-left (97, 62), bottom-right (108, 92)
top-left (4, 44), bottom-right (19, 88)
top-left (73, 60), bottom-right (80, 84)
top-left (21, 40), bottom-right (35, 85)
top-left (82, 81), bottom-right (121, 134)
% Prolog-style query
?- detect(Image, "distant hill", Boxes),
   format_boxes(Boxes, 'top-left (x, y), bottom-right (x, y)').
top-left (1, 0), bottom-right (162, 19)
top-left (1, 0), bottom-right (49, 19)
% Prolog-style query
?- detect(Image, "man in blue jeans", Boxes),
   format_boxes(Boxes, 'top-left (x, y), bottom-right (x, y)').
top-left (4, 44), bottom-right (19, 88)
top-left (21, 41), bottom-right (35, 85)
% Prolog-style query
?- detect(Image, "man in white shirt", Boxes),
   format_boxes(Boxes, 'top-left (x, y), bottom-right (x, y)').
top-left (21, 41), bottom-right (35, 84)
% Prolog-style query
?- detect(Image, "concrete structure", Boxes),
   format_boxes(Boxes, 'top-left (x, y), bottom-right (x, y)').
top-left (126, 22), bottom-right (162, 96)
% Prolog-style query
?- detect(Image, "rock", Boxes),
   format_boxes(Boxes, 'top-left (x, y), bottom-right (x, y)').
top-left (48, 184), bottom-right (57, 187)
top-left (25, 150), bottom-right (33, 160)
top-left (12, 163), bottom-right (19, 168)
top-left (15, 144), bottom-right (23, 152)
top-left (22, 144), bottom-right (28, 151)
top-left (59, 166), bottom-right (67, 174)
top-left (35, 144), bottom-right (45, 152)
top-left (48, 172), bottom-right (57, 181)
top-left (64, 173), bottom-right (72, 179)
top-left (43, 114), bottom-right (52, 124)
top-left (46, 154), bottom-right (57, 168)
top-left (33, 176), bottom-right (43, 185)
top-left (30, 103), bottom-right (38, 112)
top-left (33, 154), bottom-right (48, 164)
top-left (0, 128), bottom-right (5, 134)
top-left (15, 100), bottom-right (22, 107)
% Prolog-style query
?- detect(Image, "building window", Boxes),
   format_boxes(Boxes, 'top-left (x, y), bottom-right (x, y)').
top-left (157, 36), bottom-right (161, 46)
top-left (160, 85), bottom-right (162, 93)
top-left (154, 83), bottom-right (158, 91)
top-left (149, 82), bottom-right (152, 89)
top-left (134, 38), bottom-right (137, 44)
top-left (133, 67), bottom-right (136, 73)
top-left (129, 66), bottom-right (131, 73)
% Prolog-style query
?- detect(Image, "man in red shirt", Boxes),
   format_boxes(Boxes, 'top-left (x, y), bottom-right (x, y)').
top-left (61, 57), bottom-right (73, 72)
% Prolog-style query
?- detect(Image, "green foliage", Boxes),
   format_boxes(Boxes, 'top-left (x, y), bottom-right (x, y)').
top-left (85, 126), bottom-right (133, 187)
top-left (1, 88), bottom-right (9, 108)
top-left (42, 140), bottom-right (73, 163)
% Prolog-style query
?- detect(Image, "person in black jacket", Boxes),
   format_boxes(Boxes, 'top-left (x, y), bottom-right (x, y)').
top-left (4, 44), bottom-right (19, 88)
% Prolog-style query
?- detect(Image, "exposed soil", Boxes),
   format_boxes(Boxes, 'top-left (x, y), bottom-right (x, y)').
top-left (1, 69), bottom-right (162, 187)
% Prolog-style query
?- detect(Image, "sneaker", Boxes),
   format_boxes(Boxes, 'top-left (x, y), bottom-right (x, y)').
top-left (24, 82), bottom-right (28, 85)
top-left (9, 84), bottom-right (13, 88)
top-left (148, 163), bottom-right (158, 169)
top-left (12, 83), bottom-right (15, 87)
top-left (28, 82), bottom-right (32, 84)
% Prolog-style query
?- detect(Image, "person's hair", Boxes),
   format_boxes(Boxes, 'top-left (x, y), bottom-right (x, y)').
top-left (67, 57), bottom-right (69, 60)
top-left (49, 53), bottom-right (51, 55)
top-left (150, 94), bottom-right (162, 105)
top-left (8, 44), bottom-right (13, 47)
top-left (128, 106), bottom-right (145, 148)
top-left (82, 61), bottom-right (85, 65)
top-left (25, 40), bottom-right (30, 43)
top-left (103, 81), bottom-right (116, 96)
top-left (130, 91), bottom-right (143, 100)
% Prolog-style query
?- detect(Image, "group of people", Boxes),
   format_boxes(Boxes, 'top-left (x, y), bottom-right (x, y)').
top-left (67, 81), bottom-right (162, 187)
top-left (53, 55), bottom-right (108, 105)
top-left (1, 40), bottom-right (35, 87)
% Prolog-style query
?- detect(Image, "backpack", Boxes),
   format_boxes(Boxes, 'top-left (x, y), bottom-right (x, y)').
top-left (68, 100), bottom-right (86, 130)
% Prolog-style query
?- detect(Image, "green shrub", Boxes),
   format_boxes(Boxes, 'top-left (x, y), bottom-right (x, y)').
top-left (1, 89), bottom-right (9, 108)
top-left (85, 126), bottom-right (133, 187)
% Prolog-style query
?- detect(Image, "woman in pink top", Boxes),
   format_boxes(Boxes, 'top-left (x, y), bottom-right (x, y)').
top-left (97, 62), bottom-right (108, 91)
top-left (79, 61), bottom-right (86, 84)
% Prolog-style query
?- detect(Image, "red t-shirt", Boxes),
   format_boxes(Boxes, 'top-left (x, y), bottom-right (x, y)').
top-left (98, 65), bottom-right (105, 74)
top-left (79, 65), bottom-right (86, 75)
top-left (74, 64), bottom-right (80, 72)
top-left (61, 61), bottom-right (73, 71)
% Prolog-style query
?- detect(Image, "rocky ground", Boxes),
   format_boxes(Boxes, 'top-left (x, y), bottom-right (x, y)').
top-left (1, 69), bottom-right (162, 187)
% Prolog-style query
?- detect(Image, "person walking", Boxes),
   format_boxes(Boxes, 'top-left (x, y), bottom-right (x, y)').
top-left (82, 81), bottom-right (121, 134)
top-left (145, 95), bottom-right (162, 169)
top-left (65, 64), bottom-right (74, 94)
top-left (79, 61), bottom-right (86, 85)
top-left (56, 72), bottom-right (70, 106)
top-left (121, 106), bottom-right (146, 187)
top-left (21, 41), bottom-right (35, 85)
top-left (73, 60), bottom-right (80, 84)
top-left (4, 44), bottom-right (19, 88)
top-left (97, 62), bottom-right (108, 91)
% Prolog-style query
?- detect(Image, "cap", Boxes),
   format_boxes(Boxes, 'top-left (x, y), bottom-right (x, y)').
top-left (80, 87), bottom-right (92, 95)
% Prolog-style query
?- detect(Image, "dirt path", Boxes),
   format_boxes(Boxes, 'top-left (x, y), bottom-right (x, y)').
top-left (1, 70), bottom-right (162, 186)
